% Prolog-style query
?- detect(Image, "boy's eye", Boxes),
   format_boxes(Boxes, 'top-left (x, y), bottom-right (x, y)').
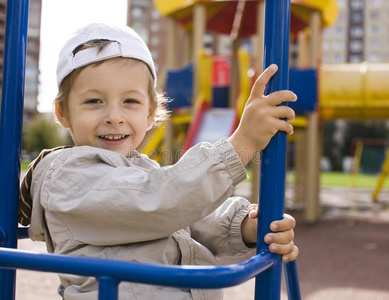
top-left (124, 99), bottom-right (140, 104)
top-left (85, 99), bottom-right (102, 104)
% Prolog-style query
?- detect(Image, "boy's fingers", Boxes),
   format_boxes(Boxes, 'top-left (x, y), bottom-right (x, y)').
top-left (265, 230), bottom-right (294, 245)
top-left (250, 64), bottom-right (278, 98)
top-left (273, 119), bottom-right (294, 136)
top-left (249, 210), bottom-right (258, 219)
top-left (248, 204), bottom-right (259, 218)
top-left (268, 241), bottom-right (295, 255)
top-left (266, 90), bottom-right (297, 106)
top-left (282, 245), bottom-right (299, 262)
top-left (271, 106), bottom-right (295, 121)
top-left (270, 213), bottom-right (296, 232)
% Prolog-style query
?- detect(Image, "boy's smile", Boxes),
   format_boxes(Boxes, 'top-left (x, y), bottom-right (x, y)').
top-left (56, 58), bottom-right (153, 157)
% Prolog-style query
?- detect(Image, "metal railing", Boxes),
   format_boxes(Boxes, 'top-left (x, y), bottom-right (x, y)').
top-left (0, 0), bottom-right (301, 299)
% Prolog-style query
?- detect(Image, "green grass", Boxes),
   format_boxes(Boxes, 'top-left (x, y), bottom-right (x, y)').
top-left (287, 171), bottom-right (389, 189)
top-left (21, 160), bottom-right (31, 171)
top-left (320, 172), bottom-right (389, 189)
top-left (245, 168), bottom-right (388, 189)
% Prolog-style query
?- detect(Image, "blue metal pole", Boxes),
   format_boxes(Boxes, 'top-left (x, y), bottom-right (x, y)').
top-left (284, 261), bottom-right (302, 300)
top-left (98, 276), bottom-right (119, 300)
top-left (255, 0), bottom-right (291, 299)
top-left (0, 247), bottom-right (276, 289)
top-left (0, 0), bottom-right (29, 299)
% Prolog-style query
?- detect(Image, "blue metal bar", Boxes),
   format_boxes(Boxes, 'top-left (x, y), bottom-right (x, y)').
top-left (255, 0), bottom-right (293, 299)
top-left (0, 0), bottom-right (29, 299)
top-left (0, 248), bottom-right (275, 289)
top-left (98, 276), bottom-right (119, 300)
top-left (284, 261), bottom-right (302, 300)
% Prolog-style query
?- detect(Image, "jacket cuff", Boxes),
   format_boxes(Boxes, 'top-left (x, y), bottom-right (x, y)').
top-left (214, 139), bottom-right (247, 186)
top-left (229, 207), bottom-right (256, 254)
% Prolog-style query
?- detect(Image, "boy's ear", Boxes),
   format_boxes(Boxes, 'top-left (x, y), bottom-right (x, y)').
top-left (55, 102), bottom-right (71, 128)
top-left (146, 112), bottom-right (154, 131)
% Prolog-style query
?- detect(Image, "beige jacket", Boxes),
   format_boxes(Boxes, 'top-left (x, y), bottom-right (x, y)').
top-left (28, 140), bottom-right (255, 299)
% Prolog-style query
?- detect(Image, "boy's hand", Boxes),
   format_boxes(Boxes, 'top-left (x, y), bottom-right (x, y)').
top-left (242, 204), bottom-right (299, 262)
top-left (229, 64), bottom-right (297, 166)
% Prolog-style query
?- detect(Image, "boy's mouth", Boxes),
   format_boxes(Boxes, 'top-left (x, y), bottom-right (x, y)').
top-left (99, 135), bottom-right (128, 141)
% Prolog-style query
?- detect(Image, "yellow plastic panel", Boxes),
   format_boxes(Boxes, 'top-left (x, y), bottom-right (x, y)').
top-left (154, 0), bottom-right (338, 27)
top-left (153, 0), bottom-right (196, 17)
top-left (365, 63), bottom-right (389, 119)
top-left (319, 64), bottom-right (364, 119)
top-left (291, 0), bottom-right (339, 26)
top-left (320, 63), bottom-right (389, 120)
top-left (365, 64), bottom-right (389, 107)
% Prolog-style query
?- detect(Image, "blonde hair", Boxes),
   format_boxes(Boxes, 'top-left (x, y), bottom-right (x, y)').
top-left (55, 40), bottom-right (169, 127)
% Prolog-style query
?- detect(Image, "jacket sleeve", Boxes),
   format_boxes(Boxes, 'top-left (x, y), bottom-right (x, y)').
top-left (30, 140), bottom-right (247, 248)
top-left (190, 197), bottom-right (256, 258)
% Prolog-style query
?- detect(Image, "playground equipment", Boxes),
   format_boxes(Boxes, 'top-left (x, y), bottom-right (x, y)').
top-left (349, 138), bottom-right (389, 202)
top-left (180, 49), bottom-right (246, 153)
top-left (154, 0), bottom-right (338, 38)
top-left (320, 62), bottom-right (389, 205)
top-left (0, 0), bottom-right (300, 299)
top-left (141, 51), bottom-right (237, 161)
top-left (154, 0), bottom-right (339, 217)
top-left (373, 149), bottom-right (389, 202)
top-left (320, 63), bottom-right (389, 120)
top-left (141, 48), bottom-right (250, 160)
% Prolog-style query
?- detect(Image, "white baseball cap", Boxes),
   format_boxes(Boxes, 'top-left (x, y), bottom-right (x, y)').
top-left (56, 23), bottom-right (157, 88)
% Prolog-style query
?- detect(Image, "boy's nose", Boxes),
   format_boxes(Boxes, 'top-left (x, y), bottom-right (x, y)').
top-left (104, 106), bottom-right (124, 125)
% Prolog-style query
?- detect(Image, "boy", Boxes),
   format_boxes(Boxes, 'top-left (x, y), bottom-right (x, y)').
top-left (21, 23), bottom-right (298, 299)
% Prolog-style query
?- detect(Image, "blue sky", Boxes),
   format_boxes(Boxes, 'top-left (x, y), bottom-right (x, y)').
top-left (38, 0), bottom-right (127, 112)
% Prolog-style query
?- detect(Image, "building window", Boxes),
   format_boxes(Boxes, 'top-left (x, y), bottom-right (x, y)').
top-left (151, 22), bottom-right (160, 33)
top-left (132, 7), bottom-right (143, 18)
top-left (351, 12), bottom-right (363, 24)
top-left (337, 0), bottom-right (347, 9)
top-left (369, 39), bottom-right (380, 49)
top-left (370, 25), bottom-right (379, 35)
top-left (350, 0), bottom-right (364, 10)
top-left (133, 26), bottom-right (149, 44)
top-left (370, 11), bottom-right (380, 20)
top-left (368, 54), bottom-right (380, 62)
top-left (333, 40), bottom-right (344, 51)
top-left (133, 0), bottom-right (149, 8)
top-left (151, 35), bottom-right (159, 46)
top-left (152, 9), bottom-right (160, 20)
top-left (349, 54), bottom-right (362, 63)
top-left (336, 12), bottom-right (345, 23)
top-left (349, 40), bottom-right (363, 52)
top-left (25, 67), bottom-right (38, 79)
top-left (334, 54), bottom-right (344, 63)
top-left (350, 26), bottom-right (363, 38)
top-left (322, 41), bottom-right (330, 51)
top-left (335, 26), bottom-right (344, 35)
top-left (151, 49), bottom-right (159, 60)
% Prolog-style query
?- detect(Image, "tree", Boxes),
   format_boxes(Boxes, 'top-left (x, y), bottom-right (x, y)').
top-left (323, 120), bottom-right (389, 172)
top-left (22, 117), bottom-right (72, 155)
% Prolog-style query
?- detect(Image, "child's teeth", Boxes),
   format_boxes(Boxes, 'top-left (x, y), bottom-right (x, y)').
top-left (102, 135), bottom-right (126, 140)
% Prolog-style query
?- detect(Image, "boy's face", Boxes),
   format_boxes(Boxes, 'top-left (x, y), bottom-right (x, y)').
top-left (56, 58), bottom-right (153, 157)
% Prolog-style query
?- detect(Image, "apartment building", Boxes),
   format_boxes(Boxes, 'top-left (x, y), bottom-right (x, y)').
top-left (0, 0), bottom-right (42, 122)
top-left (323, 0), bottom-right (389, 63)
top-left (127, 0), bottom-right (168, 80)
top-left (25, 0), bottom-right (42, 122)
